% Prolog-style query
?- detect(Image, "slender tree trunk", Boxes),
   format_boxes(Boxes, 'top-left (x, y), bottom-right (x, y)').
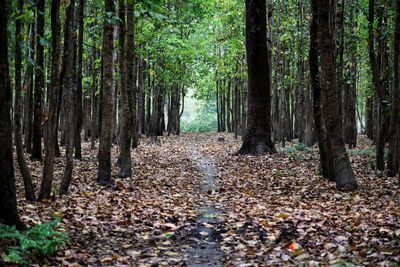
top-left (14, 0), bottom-right (36, 202)
top-left (60, 0), bottom-right (77, 195)
top-left (368, 0), bottom-right (389, 172)
top-left (388, 1), bottom-right (400, 177)
top-left (40, 0), bottom-right (62, 200)
top-left (97, 0), bottom-right (115, 185)
top-left (24, 22), bottom-right (35, 154)
top-left (237, 0), bottom-right (276, 155)
top-left (31, 0), bottom-right (45, 160)
top-left (119, 0), bottom-right (134, 177)
top-left (74, 0), bottom-right (85, 160)
top-left (0, 0), bottom-right (26, 230)
top-left (316, 0), bottom-right (357, 190)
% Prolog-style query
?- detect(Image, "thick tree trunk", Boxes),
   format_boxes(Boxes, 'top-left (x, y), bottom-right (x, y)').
top-left (14, 0), bottom-right (36, 202)
top-left (237, 0), bottom-right (276, 155)
top-left (316, 0), bottom-right (357, 190)
top-left (31, 0), bottom-right (45, 160)
top-left (40, 0), bottom-right (62, 201)
top-left (97, 0), bottom-right (115, 185)
top-left (0, 0), bottom-right (26, 230)
top-left (310, 0), bottom-right (333, 180)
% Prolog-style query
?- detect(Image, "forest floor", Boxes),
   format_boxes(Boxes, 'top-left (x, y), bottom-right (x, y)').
top-left (11, 133), bottom-right (400, 266)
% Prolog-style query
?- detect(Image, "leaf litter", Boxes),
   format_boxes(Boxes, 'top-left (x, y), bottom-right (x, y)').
top-left (8, 133), bottom-right (400, 266)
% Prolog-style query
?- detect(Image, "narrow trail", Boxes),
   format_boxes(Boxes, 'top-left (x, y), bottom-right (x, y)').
top-left (185, 146), bottom-right (224, 267)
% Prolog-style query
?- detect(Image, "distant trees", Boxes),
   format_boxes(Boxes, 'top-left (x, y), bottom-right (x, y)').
top-left (237, 0), bottom-right (276, 155)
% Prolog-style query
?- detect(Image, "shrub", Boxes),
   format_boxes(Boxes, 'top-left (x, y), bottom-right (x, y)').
top-left (0, 220), bottom-right (67, 264)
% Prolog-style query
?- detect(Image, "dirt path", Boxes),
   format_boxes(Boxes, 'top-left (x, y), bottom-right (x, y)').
top-left (185, 147), bottom-right (224, 266)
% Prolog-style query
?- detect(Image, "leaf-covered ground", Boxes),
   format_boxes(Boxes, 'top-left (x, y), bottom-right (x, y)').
top-left (10, 133), bottom-right (400, 266)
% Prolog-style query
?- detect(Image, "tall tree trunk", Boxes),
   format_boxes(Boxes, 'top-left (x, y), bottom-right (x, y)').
top-left (98, 0), bottom-right (115, 185)
top-left (310, 0), bottom-right (333, 180)
top-left (14, 0), bottom-right (36, 202)
top-left (388, 1), bottom-right (400, 177)
top-left (31, 0), bottom-right (45, 160)
top-left (40, 0), bottom-right (62, 200)
top-left (316, 0), bottom-right (357, 190)
top-left (368, 0), bottom-right (389, 172)
top-left (24, 22), bottom-right (35, 154)
top-left (60, 0), bottom-right (77, 195)
top-left (119, 0), bottom-right (134, 177)
top-left (0, 0), bottom-right (26, 230)
top-left (237, 0), bottom-right (276, 155)
top-left (74, 0), bottom-right (85, 160)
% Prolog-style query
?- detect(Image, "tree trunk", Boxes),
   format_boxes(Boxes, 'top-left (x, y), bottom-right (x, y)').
top-left (97, 0), bottom-right (115, 185)
top-left (119, 0), bottom-right (134, 177)
top-left (14, 0), bottom-right (36, 202)
top-left (0, 0), bottom-right (26, 230)
top-left (60, 0), bottom-right (77, 195)
top-left (388, 1), bottom-right (400, 177)
top-left (74, 0), bottom-right (85, 160)
top-left (368, 0), bottom-right (389, 172)
top-left (40, 0), bottom-right (62, 201)
top-left (31, 0), bottom-right (45, 160)
top-left (237, 0), bottom-right (276, 155)
top-left (24, 22), bottom-right (35, 154)
top-left (316, 0), bottom-right (357, 190)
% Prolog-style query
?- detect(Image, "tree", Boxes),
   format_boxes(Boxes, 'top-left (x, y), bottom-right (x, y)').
top-left (368, 0), bottom-right (390, 172)
top-left (119, 0), bottom-right (135, 178)
top-left (315, 0), bottom-right (357, 190)
top-left (40, 0), bottom-right (62, 200)
top-left (32, 0), bottom-right (45, 160)
top-left (388, 1), bottom-right (400, 177)
top-left (60, 0), bottom-right (78, 194)
top-left (236, 0), bottom-right (276, 155)
top-left (14, 0), bottom-right (36, 201)
top-left (0, 0), bottom-right (25, 230)
top-left (74, 0), bottom-right (85, 160)
top-left (98, 0), bottom-right (115, 185)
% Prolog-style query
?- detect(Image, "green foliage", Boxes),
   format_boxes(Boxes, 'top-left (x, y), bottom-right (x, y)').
top-left (0, 220), bottom-right (67, 264)
top-left (181, 101), bottom-right (217, 133)
top-left (181, 112), bottom-right (217, 133)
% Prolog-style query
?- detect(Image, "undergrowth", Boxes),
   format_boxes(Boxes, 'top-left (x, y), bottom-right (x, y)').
top-left (0, 220), bottom-right (67, 264)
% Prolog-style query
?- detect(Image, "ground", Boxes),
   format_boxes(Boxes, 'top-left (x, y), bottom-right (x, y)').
top-left (8, 133), bottom-right (400, 266)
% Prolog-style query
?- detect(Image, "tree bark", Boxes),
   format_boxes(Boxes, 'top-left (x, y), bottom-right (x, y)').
top-left (31, 0), bottom-right (45, 160)
top-left (388, 1), bottom-right (400, 177)
top-left (40, 0), bottom-right (62, 200)
top-left (119, 0), bottom-right (134, 178)
top-left (368, 0), bottom-right (389, 172)
top-left (0, 0), bottom-right (26, 230)
top-left (60, 0), bottom-right (77, 195)
top-left (237, 0), bottom-right (276, 155)
top-left (316, 0), bottom-right (357, 190)
top-left (14, 0), bottom-right (36, 202)
top-left (74, 0), bottom-right (85, 160)
top-left (97, 0), bottom-right (115, 185)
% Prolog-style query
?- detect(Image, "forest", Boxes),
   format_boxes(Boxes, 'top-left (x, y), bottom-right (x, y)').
top-left (0, 0), bottom-right (400, 265)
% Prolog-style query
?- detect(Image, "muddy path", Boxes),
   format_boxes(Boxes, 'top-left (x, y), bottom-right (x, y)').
top-left (185, 147), bottom-right (224, 266)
